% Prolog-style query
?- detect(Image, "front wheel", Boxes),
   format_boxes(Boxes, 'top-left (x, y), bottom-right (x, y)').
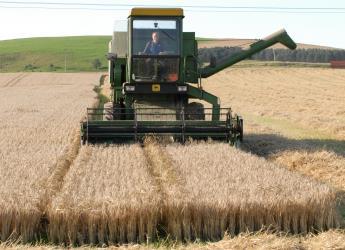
top-left (238, 117), bottom-right (243, 142)
top-left (185, 102), bottom-right (205, 120)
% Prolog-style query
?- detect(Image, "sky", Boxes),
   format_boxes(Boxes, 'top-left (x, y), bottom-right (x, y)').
top-left (1, 0), bottom-right (345, 49)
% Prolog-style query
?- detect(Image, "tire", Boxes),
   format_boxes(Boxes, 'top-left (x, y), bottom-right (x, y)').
top-left (185, 102), bottom-right (205, 120)
top-left (112, 103), bottom-right (122, 120)
top-left (237, 117), bottom-right (243, 142)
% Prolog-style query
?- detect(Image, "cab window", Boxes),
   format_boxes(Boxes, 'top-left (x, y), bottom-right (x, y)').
top-left (132, 20), bottom-right (179, 56)
top-left (131, 19), bottom-right (180, 83)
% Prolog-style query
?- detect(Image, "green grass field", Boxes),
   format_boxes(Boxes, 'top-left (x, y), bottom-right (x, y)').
top-left (0, 36), bottom-right (111, 72)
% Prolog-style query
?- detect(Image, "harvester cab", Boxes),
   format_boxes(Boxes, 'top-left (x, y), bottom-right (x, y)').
top-left (81, 8), bottom-right (297, 144)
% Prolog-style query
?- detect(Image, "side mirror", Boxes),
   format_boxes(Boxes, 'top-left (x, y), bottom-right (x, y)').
top-left (107, 53), bottom-right (117, 61)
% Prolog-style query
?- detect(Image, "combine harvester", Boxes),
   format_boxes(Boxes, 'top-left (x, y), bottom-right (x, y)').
top-left (81, 8), bottom-right (296, 144)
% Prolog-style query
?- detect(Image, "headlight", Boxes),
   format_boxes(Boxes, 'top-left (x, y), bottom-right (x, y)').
top-left (125, 85), bottom-right (135, 92)
top-left (177, 86), bottom-right (187, 92)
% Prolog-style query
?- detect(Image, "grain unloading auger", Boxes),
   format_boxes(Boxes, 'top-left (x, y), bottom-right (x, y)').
top-left (81, 8), bottom-right (297, 144)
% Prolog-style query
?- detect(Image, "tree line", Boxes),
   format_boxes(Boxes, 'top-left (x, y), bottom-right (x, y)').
top-left (198, 47), bottom-right (345, 64)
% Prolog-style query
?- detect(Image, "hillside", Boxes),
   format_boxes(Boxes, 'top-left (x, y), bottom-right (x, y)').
top-left (0, 36), bottom-right (111, 72)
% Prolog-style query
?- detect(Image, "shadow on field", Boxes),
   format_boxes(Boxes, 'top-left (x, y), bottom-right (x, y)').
top-left (241, 133), bottom-right (345, 158)
top-left (242, 133), bottom-right (345, 222)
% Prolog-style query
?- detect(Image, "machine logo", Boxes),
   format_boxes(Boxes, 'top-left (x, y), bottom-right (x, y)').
top-left (152, 84), bottom-right (160, 92)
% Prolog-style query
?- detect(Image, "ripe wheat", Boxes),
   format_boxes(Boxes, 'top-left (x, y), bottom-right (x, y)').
top-left (49, 144), bottom-right (161, 245)
top-left (203, 67), bottom-right (345, 139)
top-left (48, 139), bottom-right (342, 244)
top-left (164, 141), bottom-right (342, 240)
top-left (0, 73), bottom-right (98, 242)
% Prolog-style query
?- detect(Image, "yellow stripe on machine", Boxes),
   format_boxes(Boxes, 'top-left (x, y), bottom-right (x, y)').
top-left (130, 8), bottom-right (184, 17)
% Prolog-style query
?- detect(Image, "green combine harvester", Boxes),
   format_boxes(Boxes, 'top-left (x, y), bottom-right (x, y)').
top-left (81, 8), bottom-right (297, 144)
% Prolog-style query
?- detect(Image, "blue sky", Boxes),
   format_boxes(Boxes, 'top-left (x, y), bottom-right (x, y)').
top-left (1, 0), bottom-right (345, 49)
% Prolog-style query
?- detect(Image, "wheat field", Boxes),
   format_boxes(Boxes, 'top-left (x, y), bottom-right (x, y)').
top-left (199, 66), bottom-right (345, 247)
top-left (201, 67), bottom-right (345, 193)
top-left (202, 67), bottom-right (345, 139)
top-left (48, 144), bottom-right (160, 245)
top-left (0, 67), bottom-right (344, 248)
top-left (0, 73), bottom-right (98, 242)
top-left (45, 138), bottom-right (343, 244)
top-left (165, 141), bottom-right (342, 240)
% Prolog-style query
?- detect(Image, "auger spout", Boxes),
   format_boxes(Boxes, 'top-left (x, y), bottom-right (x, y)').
top-left (200, 29), bottom-right (297, 78)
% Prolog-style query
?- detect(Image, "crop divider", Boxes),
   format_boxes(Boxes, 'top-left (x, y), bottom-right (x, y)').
top-left (86, 109), bottom-right (89, 145)
top-left (181, 107), bottom-right (185, 143)
top-left (134, 109), bottom-right (138, 141)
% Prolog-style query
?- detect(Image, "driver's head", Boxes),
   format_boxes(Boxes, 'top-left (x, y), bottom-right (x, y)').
top-left (152, 32), bottom-right (159, 43)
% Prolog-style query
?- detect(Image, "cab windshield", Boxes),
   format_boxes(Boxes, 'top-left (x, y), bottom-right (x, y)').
top-left (132, 19), bottom-right (180, 82)
top-left (132, 19), bottom-right (179, 55)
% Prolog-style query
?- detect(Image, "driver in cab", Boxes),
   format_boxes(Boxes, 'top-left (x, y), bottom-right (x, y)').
top-left (143, 32), bottom-right (164, 55)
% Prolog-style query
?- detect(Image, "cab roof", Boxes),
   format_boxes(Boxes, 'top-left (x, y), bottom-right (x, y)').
top-left (130, 8), bottom-right (184, 17)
